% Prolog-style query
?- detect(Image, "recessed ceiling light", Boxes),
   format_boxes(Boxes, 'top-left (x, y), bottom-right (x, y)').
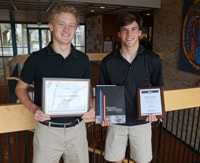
top-left (90, 10), bottom-right (94, 12)
top-left (100, 6), bottom-right (105, 9)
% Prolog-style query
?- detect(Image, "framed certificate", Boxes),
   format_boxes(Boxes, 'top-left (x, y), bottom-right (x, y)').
top-left (137, 87), bottom-right (165, 120)
top-left (42, 78), bottom-right (90, 117)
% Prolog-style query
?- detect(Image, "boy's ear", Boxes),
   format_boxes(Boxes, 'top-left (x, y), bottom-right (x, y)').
top-left (139, 30), bottom-right (142, 36)
top-left (48, 23), bottom-right (53, 32)
top-left (117, 32), bottom-right (121, 38)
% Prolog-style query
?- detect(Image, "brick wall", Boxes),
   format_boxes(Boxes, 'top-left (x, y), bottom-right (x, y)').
top-left (153, 0), bottom-right (200, 90)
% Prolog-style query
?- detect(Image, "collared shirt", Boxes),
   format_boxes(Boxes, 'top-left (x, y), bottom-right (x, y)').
top-left (20, 42), bottom-right (91, 123)
top-left (99, 45), bottom-right (164, 125)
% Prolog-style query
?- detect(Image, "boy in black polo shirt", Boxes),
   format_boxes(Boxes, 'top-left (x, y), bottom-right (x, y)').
top-left (99, 13), bottom-right (164, 163)
top-left (15, 4), bottom-right (94, 163)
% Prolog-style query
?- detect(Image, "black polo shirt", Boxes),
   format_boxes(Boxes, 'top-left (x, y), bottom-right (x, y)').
top-left (99, 45), bottom-right (164, 125)
top-left (20, 42), bottom-right (91, 123)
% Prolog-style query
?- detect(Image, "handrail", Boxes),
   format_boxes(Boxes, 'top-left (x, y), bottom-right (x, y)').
top-left (0, 104), bottom-right (36, 133)
top-left (0, 103), bottom-right (95, 134)
top-left (164, 87), bottom-right (200, 111)
top-left (1, 87), bottom-right (200, 133)
top-left (87, 53), bottom-right (108, 61)
top-left (7, 76), bottom-right (34, 88)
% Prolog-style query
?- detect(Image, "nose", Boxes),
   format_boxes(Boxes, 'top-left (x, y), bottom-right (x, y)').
top-left (63, 25), bottom-right (69, 31)
top-left (127, 29), bottom-right (132, 35)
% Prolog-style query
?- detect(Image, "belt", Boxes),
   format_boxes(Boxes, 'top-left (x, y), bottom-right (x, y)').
top-left (40, 118), bottom-right (82, 128)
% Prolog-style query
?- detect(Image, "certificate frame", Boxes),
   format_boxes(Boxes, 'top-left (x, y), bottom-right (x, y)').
top-left (42, 78), bottom-right (90, 117)
top-left (137, 87), bottom-right (165, 120)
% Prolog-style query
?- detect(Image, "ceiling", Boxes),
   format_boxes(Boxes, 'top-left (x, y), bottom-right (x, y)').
top-left (0, 0), bottom-right (157, 15)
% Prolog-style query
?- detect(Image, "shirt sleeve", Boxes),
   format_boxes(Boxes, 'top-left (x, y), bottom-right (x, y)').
top-left (99, 60), bottom-right (111, 85)
top-left (20, 54), bottom-right (35, 84)
top-left (150, 56), bottom-right (164, 86)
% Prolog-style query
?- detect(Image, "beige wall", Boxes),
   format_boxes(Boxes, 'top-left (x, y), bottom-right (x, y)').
top-left (153, 0), bottom-right (200, 90)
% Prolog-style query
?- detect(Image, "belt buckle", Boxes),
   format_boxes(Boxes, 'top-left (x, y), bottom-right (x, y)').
top-left (64, 124), bottom-right (67, 128)
top-left (69, 118), bottom-right (80, 127)
top-left (47, 121), bottom-right (52, 128)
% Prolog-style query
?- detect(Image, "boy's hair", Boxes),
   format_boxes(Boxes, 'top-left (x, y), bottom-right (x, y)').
top-left (116, 13), bottom-right (143, 32)
top-left (48, 3), bottom-right (80, 25)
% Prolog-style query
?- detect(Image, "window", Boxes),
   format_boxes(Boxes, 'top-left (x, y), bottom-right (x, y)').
top-left (0, 23), bottom-right (86, 56)
top-left (0, 23), bottom-right (13, 56)
top-left (16, 24), bottom-right (28, 54)
top-left (72, 25), bottom-right (85, 52)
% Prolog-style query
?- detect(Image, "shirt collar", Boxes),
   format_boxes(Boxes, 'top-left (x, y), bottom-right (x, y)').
top-left (114, 45), bottom-right (145, 57)
top-left (46, 41), bottom-right (79, 58)
top-left (138, 45), bottom-right (145, 55)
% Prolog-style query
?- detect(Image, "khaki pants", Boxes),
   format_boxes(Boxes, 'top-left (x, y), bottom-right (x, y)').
top-left (33, 121), bottom-right (89, 163)
top-left (105, 123), bottom-right (152, 163)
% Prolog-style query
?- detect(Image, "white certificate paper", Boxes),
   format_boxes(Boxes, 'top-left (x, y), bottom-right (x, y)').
top-left (42, 78), bottom-right (90, 117)
top-left (137, 87), bottom-right (165, 120)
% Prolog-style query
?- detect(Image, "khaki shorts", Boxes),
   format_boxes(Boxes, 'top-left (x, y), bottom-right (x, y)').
top-left (104, 123), bottom-right (152, 163)
top-left (33, 121), bottom-right (88, 163)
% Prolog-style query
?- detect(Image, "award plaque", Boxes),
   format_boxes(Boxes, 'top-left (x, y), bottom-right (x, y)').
top-left (137, 87), bottom-right (165, 120)
top-left (42, 78), bottom-right (90, 117)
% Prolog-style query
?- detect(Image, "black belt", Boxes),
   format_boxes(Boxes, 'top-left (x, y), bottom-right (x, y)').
top-left (40, 118), bottom-right (82, 128)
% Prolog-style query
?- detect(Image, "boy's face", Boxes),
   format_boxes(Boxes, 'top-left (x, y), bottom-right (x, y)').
top-left (48, 12), bottom-right (77, 45)
top-left (118, 21), bottom-right (142, 48)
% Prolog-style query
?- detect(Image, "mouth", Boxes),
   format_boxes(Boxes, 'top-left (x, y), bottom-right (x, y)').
top-left (62, 33), bottom-right (70, 39)
top-left (126, 37), bottom-right (134, 41)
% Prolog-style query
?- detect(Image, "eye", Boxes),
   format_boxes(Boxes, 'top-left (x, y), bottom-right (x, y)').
top-left (120, 28), bottom-right (127, 32)
top-left (58, 22), bottom-right (64, 26)
top-left (69, 24), bottom-right (76, 28)
top-left (132, 27), bottom-right (138, 32)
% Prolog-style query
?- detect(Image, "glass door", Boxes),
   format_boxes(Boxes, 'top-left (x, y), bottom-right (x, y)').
top-left (28, 28), bottom-right (51, 54)
top-left (41, 29), bottom-right (51, 48)
top-left (28, 25), bottom-right (85, 54)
